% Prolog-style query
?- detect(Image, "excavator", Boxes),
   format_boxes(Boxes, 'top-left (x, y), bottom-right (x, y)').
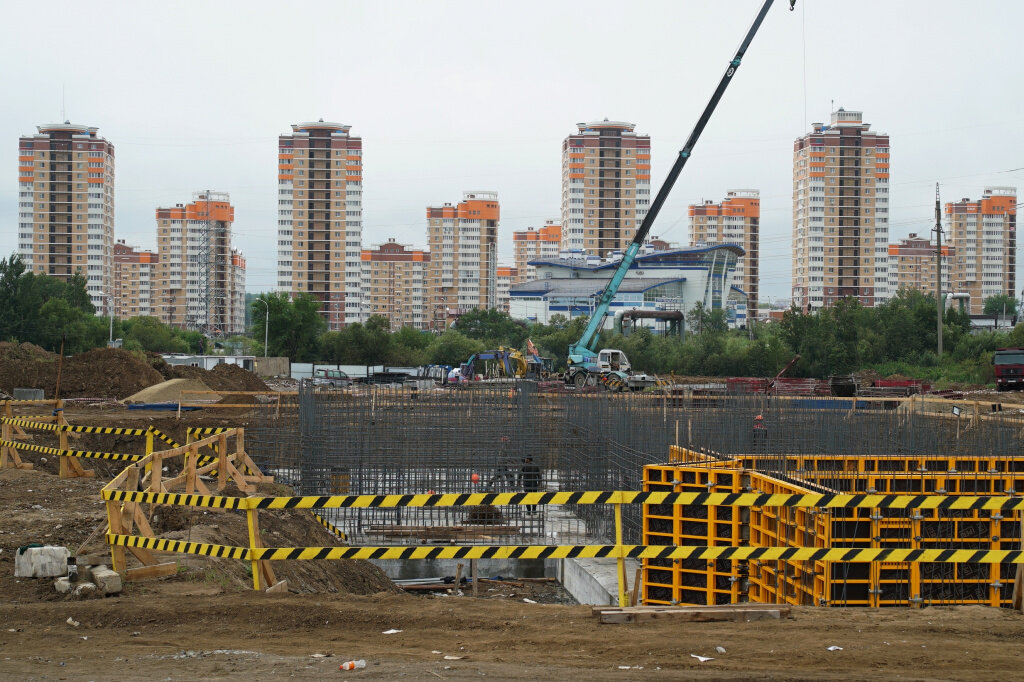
top-left (565, 0), bottom-right (795, 390)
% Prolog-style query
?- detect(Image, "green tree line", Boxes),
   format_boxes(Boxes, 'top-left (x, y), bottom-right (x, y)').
top-left (3, 253), bottom-right (1021, 386)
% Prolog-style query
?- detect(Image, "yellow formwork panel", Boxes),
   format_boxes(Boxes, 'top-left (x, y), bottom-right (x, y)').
top-left (642, 464), bottom-right (744, 606)
top-left (641, 456), bottom-right (1024, 608)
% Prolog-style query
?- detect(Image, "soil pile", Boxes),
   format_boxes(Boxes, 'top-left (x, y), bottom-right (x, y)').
top-left (0, 467), bottom-right (396, 598)
top-left (0, 343), bottom-right (164, 400)
top-left (149, 355), bottom-right (269, 393)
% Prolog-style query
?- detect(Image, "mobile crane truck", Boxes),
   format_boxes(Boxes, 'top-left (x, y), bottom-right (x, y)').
top-left (565, 0), bottom-right (794, 391)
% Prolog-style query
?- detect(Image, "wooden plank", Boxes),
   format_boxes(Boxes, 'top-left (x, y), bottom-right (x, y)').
top-left (600, 608), bottom-right (783, 624)
top-left (592, 603), bottom-right (786, 616)
top-left (265, 579), bottom-right (289, 594)
top-left (125, 562), bottom-right (178, 581)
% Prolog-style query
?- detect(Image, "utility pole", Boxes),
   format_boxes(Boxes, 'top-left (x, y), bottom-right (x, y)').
top-left (108, 295), bottom-right (114, 347)
top-left (934, 183), bottom-right (943, 356)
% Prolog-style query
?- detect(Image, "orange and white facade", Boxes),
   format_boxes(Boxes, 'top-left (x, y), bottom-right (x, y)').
top-left (887, 234), bottom-right (952, 296)
top-left (17, 123), bottom-right (115, 313)
top-left (113, 240), bottom-right (157, 319)
top-left (560, 120), bottom-right (650, 257)
top-left (277, 121), bottom-right (363, 330)
top-left (689, 190), bottom-right (760, 312)
top-left (495, 265), bottom-right (518, 313)
top-left (792, 109), bottom-right (891, 311)
top-left (513, 220), bottom-right (561, 284)
top-left (154, 191), bottom-right (246, 334)
top-left (360, 239), bottom-right (430, 330)
top-left (947, 187), bottom-right (1017, 315)
top-left (426, 191), bottom-right (500, 316)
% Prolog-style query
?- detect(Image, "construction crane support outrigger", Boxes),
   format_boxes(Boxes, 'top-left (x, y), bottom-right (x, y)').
top-left (565, 0), bottom-right (794, 387)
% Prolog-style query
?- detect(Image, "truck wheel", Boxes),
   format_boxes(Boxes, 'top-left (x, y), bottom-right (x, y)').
top-left (573, 372), bottom-right (587, 388)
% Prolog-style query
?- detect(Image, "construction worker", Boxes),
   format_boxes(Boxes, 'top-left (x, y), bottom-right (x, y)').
top-left (752, 414), bottom-right (768, 452)
top-left (484, 436), bottom-right (517, 492)
top-left (519, 456), bottom-right (542, 514)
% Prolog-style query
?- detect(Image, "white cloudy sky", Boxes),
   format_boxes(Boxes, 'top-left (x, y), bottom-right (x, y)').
top-left (2, 0), bottom-right (1022, 301)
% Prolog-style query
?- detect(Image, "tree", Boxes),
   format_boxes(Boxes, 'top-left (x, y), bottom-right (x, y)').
top-left (983, 294), bottom-right (1018, 318)
top-left (250, 292), bottom-right (326, 361)
top-left (454, 309), bottom-right (528, 346)
top-left (427, 330), bottom-right (485, 366)
top-left (122, 316), bottom-right (189, 353)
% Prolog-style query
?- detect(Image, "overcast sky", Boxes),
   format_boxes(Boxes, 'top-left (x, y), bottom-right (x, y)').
top-left (2, 0), bottom-right (1022, 301)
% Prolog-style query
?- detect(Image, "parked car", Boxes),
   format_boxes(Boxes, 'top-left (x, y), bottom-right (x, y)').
top-left (312, 368), bottom-right (352, 388)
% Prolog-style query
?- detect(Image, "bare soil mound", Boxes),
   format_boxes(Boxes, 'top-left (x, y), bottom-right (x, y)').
top-left (148, 355), bottom-right (269, 393)
top-left (0, 343), bottom-right (164, 399)
top-left (0, 467), bottom-right (396, 599)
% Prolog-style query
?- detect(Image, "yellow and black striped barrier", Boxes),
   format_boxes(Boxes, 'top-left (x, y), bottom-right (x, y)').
top-left (0, 417), bottom-right (149, 436)
top-left (312, 512), bottom-right (348, 541)
top-left (0, 439), bottom-right (142, 462)
top-left (186, 427), bottom-right (230, 437)
top-left (100, 488), bottom-right (1024, 511)
top-left (104, 534), bottom-right (1024, 564)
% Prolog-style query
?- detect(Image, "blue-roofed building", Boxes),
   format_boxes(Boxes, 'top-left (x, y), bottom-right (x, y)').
top-left (509, 243), bottom-right (747, 332)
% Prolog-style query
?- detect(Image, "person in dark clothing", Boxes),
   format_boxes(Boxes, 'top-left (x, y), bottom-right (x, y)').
top-left (519, 456), bottom-right (542, 514)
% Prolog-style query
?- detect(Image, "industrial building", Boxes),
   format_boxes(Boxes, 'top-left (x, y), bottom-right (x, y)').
top-left (508, 244), bottom-right (744, 331)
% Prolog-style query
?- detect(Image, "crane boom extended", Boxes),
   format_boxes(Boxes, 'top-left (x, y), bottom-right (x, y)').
top-left (567, 0), bottom-right (786, 369)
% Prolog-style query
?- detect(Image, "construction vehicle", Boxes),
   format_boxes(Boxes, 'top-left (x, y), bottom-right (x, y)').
top-left (994, 348), bottom-right (1024, 391)
top-left (459, 347), bottom-right (528, 381)
top-left (566, 0), bottom-right (792, 390)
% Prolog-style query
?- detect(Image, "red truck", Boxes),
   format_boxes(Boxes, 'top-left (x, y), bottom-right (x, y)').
top-left (993, 348), bottom-right (1024, 391)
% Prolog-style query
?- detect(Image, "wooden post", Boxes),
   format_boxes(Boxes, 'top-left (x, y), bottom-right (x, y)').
top-left (185, 445), bottom-right (197, 494)
top-left (471, 559), bottom-right (479, 597)
top-left (245, 504), bottom-right (276, 591)
top-left (58, 428), bottom-right (69, 478)
top-left (614, 500), bottom-right (628, 607)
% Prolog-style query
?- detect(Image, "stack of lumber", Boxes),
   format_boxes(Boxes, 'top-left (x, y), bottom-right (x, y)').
top-left (593, 603), bottom-right (790, 624)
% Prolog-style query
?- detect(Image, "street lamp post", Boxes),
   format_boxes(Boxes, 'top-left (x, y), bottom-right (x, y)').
top-left (256, 297), bottom-right (269, 357)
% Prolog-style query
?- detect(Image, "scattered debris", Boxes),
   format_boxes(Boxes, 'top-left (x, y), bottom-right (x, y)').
top-left (66, 617), bottom-right (79, 627)
top-left (715, 646), bottom-right (727, 654)
top-left (339, 659), bottom-right (366, 670)
top-left (827, 646), bottom-right (843, 652)
top-left (382, 629), bottom-right (402, 635)
top-left (690, 655), bottom-right (714, 663)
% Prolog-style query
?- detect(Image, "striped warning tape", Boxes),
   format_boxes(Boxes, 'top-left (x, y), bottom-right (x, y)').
top-left (100, 489), bottom-right (1024, 511)
top-left (103, 490), bottom-right (246, 508)
top-left (0, 417), bottom-right (149, 436)
top-left (186, 427), bottom-right (230, 437)
top-left (312, 512), bottom-right (348, 541)
top-left (0, 438), bottom-right (142, 462)
top-left (147, 427), bottom-right (181, 449)
top-left (103, 535), bottom-right (1024, 564)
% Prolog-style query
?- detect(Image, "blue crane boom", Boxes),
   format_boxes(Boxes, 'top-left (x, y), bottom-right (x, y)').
top-left (567, 0), bottom-right (790, 372)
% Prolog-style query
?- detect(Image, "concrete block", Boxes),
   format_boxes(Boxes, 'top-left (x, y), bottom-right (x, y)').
top-left (14, 546), bottom-right (70, 578)
top-left (54, 577), bottom-right (73, 594)
top-left (13, 388), bottom-right (44, 400)
top-left (73, 582), bottom-right (97, 597)
top-left (91, 566), bottom-right (122, 595)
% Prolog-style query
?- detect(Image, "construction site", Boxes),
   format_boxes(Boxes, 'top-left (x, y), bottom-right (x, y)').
top-left (1, 340), bottom-right (1024, 678)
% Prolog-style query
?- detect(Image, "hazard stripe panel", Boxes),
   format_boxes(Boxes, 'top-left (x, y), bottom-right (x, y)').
top-left (99, 489), bottom-right (1024, 511)
top-left (103, 535), bottom-right (1024, 564)
top-left (0, 438), bottom-right (142, 462)
top-left (312, 513), bottom-right (348, 541)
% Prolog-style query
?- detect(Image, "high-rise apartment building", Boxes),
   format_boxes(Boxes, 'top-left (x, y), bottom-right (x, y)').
top-left (360, 239), bottom-right (430, 330)
top-left (154, 191), bottom-right (246, 335)
top-left (513, 220), bottom-right (561, 284)
top-left (277, 120), bottom-right (363, 330)
top-left (887, 234), bottom-right (952, 297)
top-left (792, 109), bottom-right (890, 311)
top-left (495, 265), bottom-right (518, 313)
top-left (17, 122), bottom-right (115, 313)
top-left (560, 120), bottom-right (650, 257)
top-left (947, 187), bottom-right (1017, 315)
top-left (113, 240), bottom-right (157, 319)
top-left (689, 190), bottom-right (760, 312)
top-left (426, 191), bottom-right (499, 315)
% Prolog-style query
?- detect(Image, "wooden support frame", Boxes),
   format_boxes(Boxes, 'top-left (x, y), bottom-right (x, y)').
top-left (102, 427), bottom-right (273, 585)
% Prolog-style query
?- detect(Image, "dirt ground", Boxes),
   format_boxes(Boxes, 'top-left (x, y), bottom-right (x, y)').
top-left (4, 403), bottom-right (1024, 679)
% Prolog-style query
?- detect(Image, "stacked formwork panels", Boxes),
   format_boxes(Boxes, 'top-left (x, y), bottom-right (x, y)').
top-left (642, 447), bottom-right (1024, 608)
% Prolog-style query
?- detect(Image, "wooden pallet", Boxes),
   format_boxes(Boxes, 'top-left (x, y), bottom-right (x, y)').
top-left (593, 603), bottom-right (790, 624)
